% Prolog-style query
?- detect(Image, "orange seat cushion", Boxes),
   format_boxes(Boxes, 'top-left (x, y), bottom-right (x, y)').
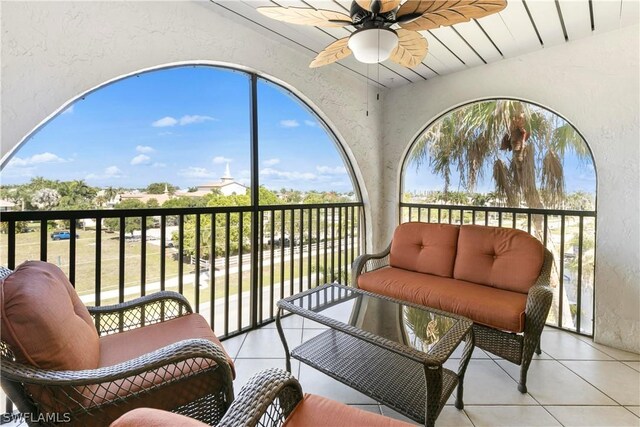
top-left (90, 313), bottom-right (236, 412)
top-left (358, 267), bottom-right (528, 332)
top-left (99, 312), bottom-right (235, 378)
top-left (110, 408), bottom-right (208, 427)
top-left (453, 225), bottom-right (544, 293)
top-left (283, 394), bottom-right (414, 427)
top-left (0, 261), bottom-right (99, 370)
top-left (389, 222), bottom-right (460, 277)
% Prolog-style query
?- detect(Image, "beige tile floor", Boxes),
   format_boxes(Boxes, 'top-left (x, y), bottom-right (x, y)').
top-left (227, 317), bottom-right (640, 427)
top-left (1, 318), bottom-right (637, 426)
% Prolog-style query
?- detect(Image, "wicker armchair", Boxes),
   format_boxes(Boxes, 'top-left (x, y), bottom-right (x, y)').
top-left (0, 261), bottom-right (234, 426)
top-left (216, 368), bottom-right (413, 427)
top-left (112, 369), bottom-right (414, 427)
top-left (352, 227), bottom-right (554, 394)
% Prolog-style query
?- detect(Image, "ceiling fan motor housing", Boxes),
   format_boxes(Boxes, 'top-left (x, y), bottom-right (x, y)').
top-left (350, 1), bottom-right (397, 29)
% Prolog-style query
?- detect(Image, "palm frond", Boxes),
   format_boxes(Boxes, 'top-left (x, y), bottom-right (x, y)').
top-left (492, 159), bottom-right (518, 206)
top-left (540, 150), bottom-right (565, 207)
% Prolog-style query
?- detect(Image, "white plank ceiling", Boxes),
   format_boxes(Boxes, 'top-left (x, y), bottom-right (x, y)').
top-left (208, 0), bottom-right (639, 88)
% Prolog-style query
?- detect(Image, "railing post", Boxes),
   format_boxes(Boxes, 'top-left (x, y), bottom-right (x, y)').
top-left (249, 73), bottom-right (260, 328)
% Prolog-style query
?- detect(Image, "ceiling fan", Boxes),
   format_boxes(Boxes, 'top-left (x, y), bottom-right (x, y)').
top-left (257, 0), bottom-right (507, 68)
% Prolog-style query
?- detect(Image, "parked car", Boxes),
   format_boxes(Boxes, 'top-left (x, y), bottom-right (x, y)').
top-left (50, 231), bottom-right (79, 240)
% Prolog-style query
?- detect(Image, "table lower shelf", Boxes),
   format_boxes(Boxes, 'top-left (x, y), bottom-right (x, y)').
top-left (291, 329), bottom-right (459, 424)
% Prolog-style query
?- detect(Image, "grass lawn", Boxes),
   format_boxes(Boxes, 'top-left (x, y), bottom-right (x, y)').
top-left (0, 227), bottom-right (357, 308)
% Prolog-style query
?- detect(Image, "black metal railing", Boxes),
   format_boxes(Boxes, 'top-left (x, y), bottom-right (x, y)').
top-left (400, 202), bottom-right (597, 337)
top-left (0, 203), bottom-right (362, 335)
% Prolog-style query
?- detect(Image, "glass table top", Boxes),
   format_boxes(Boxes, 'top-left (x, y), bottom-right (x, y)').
top-left (278, 283), bottom-right (471, 356)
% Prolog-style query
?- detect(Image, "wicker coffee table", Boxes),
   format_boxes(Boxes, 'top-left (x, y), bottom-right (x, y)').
top-left (276, 283), bottom-right (474, 427)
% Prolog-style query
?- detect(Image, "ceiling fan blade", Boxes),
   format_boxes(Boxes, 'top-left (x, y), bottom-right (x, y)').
top-left (356, 0), bottom-right (401, 13)
top-left (310, 38), bottom-right (352, 68)
top-left (257, 7), bottom-right (352, 27)
top-left (389, 29), bottom-right (428, 68)
top-left (397, 0), bottom-right (507, 31)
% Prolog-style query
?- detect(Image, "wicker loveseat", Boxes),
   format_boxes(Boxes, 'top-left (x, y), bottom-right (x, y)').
top-left (352, 223), bottom-right (553, 393)
top-left (0, 261), bottom-right (235, 426)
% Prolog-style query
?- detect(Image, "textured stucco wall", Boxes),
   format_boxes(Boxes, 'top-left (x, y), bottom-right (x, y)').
top-left (382, 25), bottom-right (640, 352)
top-left (0, 0), bottom-right (386, 251)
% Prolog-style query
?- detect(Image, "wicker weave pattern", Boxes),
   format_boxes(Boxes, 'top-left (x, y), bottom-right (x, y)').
top-left (88, 291), bottom-right (193, 335)
top-left (1, 293), bottom-right (233, 426)
top-left (277, 285), bottom-right (473, 427)
top-left (291, 329), bottom-right (459, 425)
top-left (352, 238), bottom-right (555, 393)
top-left (217, 368), bottom-right (303, 427)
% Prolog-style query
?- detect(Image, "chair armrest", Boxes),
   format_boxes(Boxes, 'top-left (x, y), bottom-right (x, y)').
top-left (2, 339), bottom-right (234, 416)
top-left (524, 249), bottom-right (554, 344)
top-left (2, 338), bottom-right (230, 386)
top-left (87, 291), bottom-right (193, 335)
top-left (350, 243), bottom-right (391, 288)
top-left (217, 368), bottom-right (303, 427)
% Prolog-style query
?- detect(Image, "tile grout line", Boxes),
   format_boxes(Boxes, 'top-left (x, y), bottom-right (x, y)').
top-left (622, 405), bottom-right (640, 419)
top-left (556, 359), bottom-right (630, 407)
top-left (490, 354), bottom-right (566, 426)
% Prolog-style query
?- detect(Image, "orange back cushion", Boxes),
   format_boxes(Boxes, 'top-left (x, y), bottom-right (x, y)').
top-left (0, 261), bottom-right (99, 370)
top-left (453, 225), bottom-right (544, 293)
top-left (389, 222), bottom-right (460, 277)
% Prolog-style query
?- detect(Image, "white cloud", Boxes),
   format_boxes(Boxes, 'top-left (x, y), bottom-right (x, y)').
top-left (136, 145), bottom-right (155, 153)
top-left (86, 166), bottom-right (125, 180)
top-left (105, 166), bottom-right (123, 176)
top-left (61, 105), bottom-right (74, 115)
top-left (152, 116), bottom-right (178, 127)
top-left (152, 115), bottom-right (216, 127)
top-left (130, 154), bottom-right (151, 165)
top-left (304, 120), bottom-right (317, 127)
top-left (180, 115), bottom-right (215, 125)
top-left (178, 167), bottom-right (216, 179)
top-left (213, 156), bottom-right (232, 164)
top-left (279, 120), bottom-right (300, 128)
top-left (152, 162), bottom-right (167, 168)
top-left (316, 165), bottom-right (347, 175)
top-left (261, 168), bottom-right (317, 181)
top-left (6, 152), bottom-right (68, 167)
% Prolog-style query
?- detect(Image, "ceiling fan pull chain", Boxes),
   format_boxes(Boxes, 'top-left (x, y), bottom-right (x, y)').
top-left (377, 29), bottom-right (380, 101)
top-left (366, 64), bottom-right (370, 117)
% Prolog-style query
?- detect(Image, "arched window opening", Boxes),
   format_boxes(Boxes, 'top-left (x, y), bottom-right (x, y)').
top-left (0, 65), bottom-right (363, 337)
top-left (401, 99), bottom-right (596, 336)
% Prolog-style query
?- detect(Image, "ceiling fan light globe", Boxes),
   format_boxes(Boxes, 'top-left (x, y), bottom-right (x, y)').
top-left (348, 28), bottom-right (398, 64)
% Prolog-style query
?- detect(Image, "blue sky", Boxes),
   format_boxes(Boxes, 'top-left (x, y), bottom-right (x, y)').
top-left (1, 66), bottom-right (354, 193)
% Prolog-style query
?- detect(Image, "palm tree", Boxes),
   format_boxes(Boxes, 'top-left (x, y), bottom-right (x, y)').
top-left (408, 100), bottom-right (590, 210)
top-left (103, 186), bottom-right (119, 206)
top-left (407, 100), bottom-right (592, 328)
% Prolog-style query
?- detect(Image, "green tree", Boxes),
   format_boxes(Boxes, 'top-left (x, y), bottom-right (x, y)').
top-left (104, 199), bottom-right (153, 235)
top-left (145, 182), bottom-right (178, 194)
top-left (103, 186), bottom-right (119, 204)
top-left (146, 198), bottom-right (160, 208)
top-left (57, 180), bottom-right (97, 210)
top-left (178, 187), bottom-right (279, 259)
top-left (162, 196), bottom-right (207, 208)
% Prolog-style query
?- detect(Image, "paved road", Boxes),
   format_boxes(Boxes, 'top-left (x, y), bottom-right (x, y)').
top-left (78, 242), bottom-right (351, 305)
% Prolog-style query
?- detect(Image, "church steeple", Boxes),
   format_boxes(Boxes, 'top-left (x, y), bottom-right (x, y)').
top-left (221, 162), bottom-right (233, 182)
